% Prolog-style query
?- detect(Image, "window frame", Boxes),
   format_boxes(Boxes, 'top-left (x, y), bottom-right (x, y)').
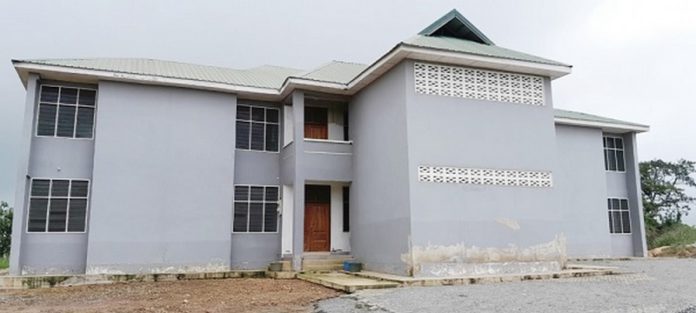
top-left (232, 184), bottom-right (280, 233)
top-left (603, 135), bottom-right (626, 173)
top-left (35, 84), bottom-right (98, 140)
top-left (26, 177), bottom-right (91, 234)
top-left (607, 197), bottom-right (632, 235)
top-left (235, 104), bottom-right (280, 153)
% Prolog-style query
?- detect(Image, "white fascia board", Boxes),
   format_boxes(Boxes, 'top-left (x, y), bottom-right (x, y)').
top-left (554, 117), bottom-right (650, 133)
top-left (398, 46), bottom-right (572, 79)
top-left (13, 63), bottom-right (278, 96)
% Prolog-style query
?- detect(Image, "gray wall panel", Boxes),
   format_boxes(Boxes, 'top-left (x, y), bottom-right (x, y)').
top-left (349, 62), bottom-right (412, 275)
top-left (86, 82), bottom-right (236, 274)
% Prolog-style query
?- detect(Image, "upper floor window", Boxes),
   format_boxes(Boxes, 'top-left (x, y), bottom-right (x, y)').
top-left (608, 198), bottom-right (631, 234)
top-left (236, 105), bottom-right (279, 152)
top-left (27, 178), bottom-right (89, 233)
top-left (233, 185), bottom-right (279, 233)
top-left (603, 136), bottom-right (625, 172)
top-left (36, 85), bottom-right (96, 139)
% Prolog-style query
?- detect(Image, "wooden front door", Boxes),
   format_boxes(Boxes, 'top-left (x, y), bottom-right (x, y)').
top-left (304, 107), bottom-right (328, 140)
top-left (304, 185), bottom-right (331, 252)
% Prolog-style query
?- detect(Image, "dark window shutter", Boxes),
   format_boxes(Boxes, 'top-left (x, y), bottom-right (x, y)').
top-left (248, 203), bottom-right (263, 232)
top-left (37, 104), bottom-right (58, 136)
top-left (68, 199), bottom-right (87, 232)
top-left (48, 199), bottom-right (68, 232)
top-left (342, 186), bottom-right (349, 232)
top-left (236, 121), bottom-right (250, 149)
top-left (76, 107), bottom-right (95, 138)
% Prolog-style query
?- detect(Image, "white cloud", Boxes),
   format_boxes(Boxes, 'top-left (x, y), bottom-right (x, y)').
top-left (588, 0), bottom-right (696, 42)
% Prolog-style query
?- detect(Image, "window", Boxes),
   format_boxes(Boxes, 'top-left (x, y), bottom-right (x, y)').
top-left (604, 136), bottom-right (625, 171)
top-left (27, 178), bottom-right (89, 233)
top-left (36, 85), bottom-right (96, 139)
top-left (233, 185), bottom-right (279, 232)
top-left (608, 198), bottom-right (631, 234)
top-left (342, 186), bottom-right (349, 232)
top-left (236, 105), bottom-right (279, 152)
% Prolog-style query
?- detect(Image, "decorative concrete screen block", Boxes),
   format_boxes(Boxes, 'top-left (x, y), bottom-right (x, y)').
top-left (418, 166), bottom-right (553, 188)
top-left (413, 62), bottom-right (545, 106)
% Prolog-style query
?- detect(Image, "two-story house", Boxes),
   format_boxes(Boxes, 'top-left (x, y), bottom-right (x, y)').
top-left (8, 10), bottom-right (649, 277)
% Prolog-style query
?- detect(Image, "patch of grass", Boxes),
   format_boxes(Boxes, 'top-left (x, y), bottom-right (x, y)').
top-left (0, 257), bottom-right (8, 270)
top-left (651, 223), bottom-right (696, 249)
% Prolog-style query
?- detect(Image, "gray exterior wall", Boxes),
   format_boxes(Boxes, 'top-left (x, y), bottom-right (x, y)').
top-left (604, 132), bottom-right (647, 257)
top-left (403, 60), bottom-right (563, 276)
top-left (232, 100), bottom-right (284, 270)
top-left (349, 62), bottom-right (412, 275)
top-left (11, 78), bottom-right (94, 275)
top-left (86, 82), bottom-right (236, 274)
top-left (554, 125), bottom-right (612, 257)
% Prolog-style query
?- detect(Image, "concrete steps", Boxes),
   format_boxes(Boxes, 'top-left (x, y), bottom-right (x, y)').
top-left (297, 272), bottom-right (399, 293)
top-left (301, 254), bottom-right (353, 272)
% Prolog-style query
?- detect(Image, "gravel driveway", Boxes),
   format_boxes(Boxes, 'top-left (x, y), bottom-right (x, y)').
top-left (315, 259), bottom-right (696, 313)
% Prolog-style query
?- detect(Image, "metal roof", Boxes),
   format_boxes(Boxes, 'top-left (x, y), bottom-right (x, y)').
top-left (403, 35), bottom-right (569, 67)
top-left (14, 58), bottom-right (304, 89)
top-left (553, 109), bottom-right (649, 132)
top-left (299, 61), bottom-right (367, 84)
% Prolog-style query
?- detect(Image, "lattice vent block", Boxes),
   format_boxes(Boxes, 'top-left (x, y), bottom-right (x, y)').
top-left (418, 165), bottom-right (553, 188)
top-left (414, 62), bottom-right (545, 106)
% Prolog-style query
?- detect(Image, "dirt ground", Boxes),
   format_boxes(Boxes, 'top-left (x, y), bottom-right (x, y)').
top-left (0, 278), bottom-right (341, 313)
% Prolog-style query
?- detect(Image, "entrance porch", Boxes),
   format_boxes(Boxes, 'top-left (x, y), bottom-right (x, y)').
top-left (280, 182), bottom-right (351, 271)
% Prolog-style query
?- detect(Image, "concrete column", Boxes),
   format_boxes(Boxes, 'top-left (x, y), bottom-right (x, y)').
top-left (9, 74), bottom-right (39, 275)
top-left (626, 133), bottom-right (648, 257)
top-left (292, 91), bottom-right (305, 271)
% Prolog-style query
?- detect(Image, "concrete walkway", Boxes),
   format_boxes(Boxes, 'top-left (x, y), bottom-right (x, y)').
top-left (315, 259), bottom-right (696, 313)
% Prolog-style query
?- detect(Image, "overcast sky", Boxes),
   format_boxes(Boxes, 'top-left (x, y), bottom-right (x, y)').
top-left (1, 0), bottom-right (695, 223)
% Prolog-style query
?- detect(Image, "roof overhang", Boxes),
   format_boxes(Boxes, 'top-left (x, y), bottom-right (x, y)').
top-left (554, 117), bottom-right (650, 133)
top-left (14, 42), bottom-right (571, 102)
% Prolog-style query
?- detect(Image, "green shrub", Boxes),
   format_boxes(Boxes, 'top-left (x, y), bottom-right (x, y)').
top-left (0, 257), bottom-right (8, 270)
top-left (650, 223), bottom-right (696, 249)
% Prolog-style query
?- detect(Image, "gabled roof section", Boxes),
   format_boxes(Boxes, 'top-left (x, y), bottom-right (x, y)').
top-left (403, 36), bottom-right (570, 67)
top-left (418, 9), bottom-right (494, 45)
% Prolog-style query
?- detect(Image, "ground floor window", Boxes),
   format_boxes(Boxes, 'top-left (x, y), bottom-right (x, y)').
top-left (233, 185), bottom-right (279, 232)
top-left (608, 198), bottom-right (631, 234)
top-left (27, 178), bottom-right (89, 232)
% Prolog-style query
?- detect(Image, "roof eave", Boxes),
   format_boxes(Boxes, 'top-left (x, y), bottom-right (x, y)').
top-left (554, 117), bottom-right (650, 133)
top-left (12, 61), bottom-right (281, 100)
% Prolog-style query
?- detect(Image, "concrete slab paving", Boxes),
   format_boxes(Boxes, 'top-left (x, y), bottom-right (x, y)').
top-left (297, 272), bottom-right (399, 293)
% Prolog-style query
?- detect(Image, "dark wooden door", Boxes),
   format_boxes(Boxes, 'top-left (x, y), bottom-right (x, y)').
top-left (304, 107), bottom-right (328, 140)
top-left (304, 202), bottom-right (330, 251)
top-left (304, 185), bottom-right (331, 252)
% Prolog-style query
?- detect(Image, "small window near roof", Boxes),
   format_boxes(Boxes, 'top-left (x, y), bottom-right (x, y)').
top-left (235, 105), bottom-right (279, 152)
top-left (36, 85), bottom-right (97, 139)
top-left (603, 136), bottom-right (626, 172)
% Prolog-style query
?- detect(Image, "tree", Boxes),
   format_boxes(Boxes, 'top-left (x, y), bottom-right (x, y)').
top-left (640, 159), bottom-right (696, 231)
top-left (0, 201), bottom-right (12, 258)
